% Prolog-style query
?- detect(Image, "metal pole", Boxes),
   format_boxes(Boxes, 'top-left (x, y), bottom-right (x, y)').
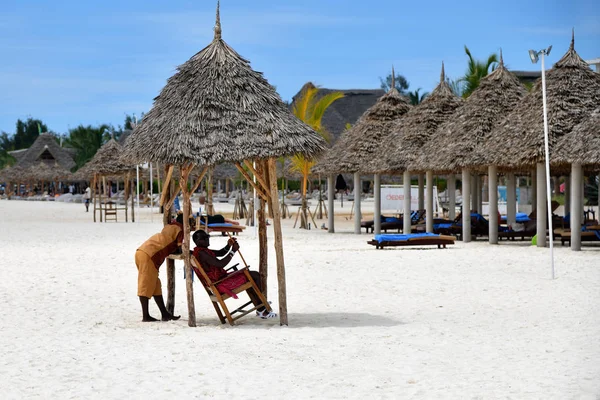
top-left (150, 163), bottom-right (153, 222)
top-left (541, 53), bottom-right (555, 279)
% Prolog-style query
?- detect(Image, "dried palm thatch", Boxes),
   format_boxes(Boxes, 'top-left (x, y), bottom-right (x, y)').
top-left (370, 64), bottom-right (463, 173)
top-left (14, 133), bottom-right (76, 170)
top-left (24, 161), bottom-right (71, 182)
top-left (412, 52), bottom-right (527, 173)
top-left (313, 78), bottom-right (411, 175)
top-left (553, 107), bottom-right (600, 169)
top-left (77, 139), bottom-right (135, 178)
top-left (0, 165), bottom-right (23, 182)
top-left (471, 33), bottom-right (600, 170)
top-left (121, 4), bottom-right (325, 166)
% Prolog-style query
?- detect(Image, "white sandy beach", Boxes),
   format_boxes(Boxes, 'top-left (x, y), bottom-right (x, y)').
top-left (0, 199), bottom-right (599, 399)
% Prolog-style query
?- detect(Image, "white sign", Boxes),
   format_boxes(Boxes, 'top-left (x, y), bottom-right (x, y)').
top-left (380, 185), bottom-right (439, 213)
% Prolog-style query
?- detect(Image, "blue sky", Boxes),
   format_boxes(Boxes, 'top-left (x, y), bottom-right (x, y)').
top-left (1, 0), bottom-right (598, 135)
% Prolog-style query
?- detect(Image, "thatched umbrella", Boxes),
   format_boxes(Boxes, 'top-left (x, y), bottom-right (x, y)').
top-left (410, 52), bottom-right (527, 241)
top-left (314, 73), bottom-right (412, 233)
top-left (121, 1), bottom-right (325, 326)
top-left (471, 33), bottom-right (600, 249)
top-left (413, 52), bottom-right (527, 173)
top-left (472, 34), bottom-right (600, 170)
top-left (372, 63), bottom-right (463, 233)
top-left (553, 107), bottom-right (600, 168)
top-left (14, 133), bottom-right (76, 171)
top-left (553, 107), bottom-right (600, 250)
top-left (78, 139), bottom-right (137, 223)
top-left (373, 64), bottom-right (463, 173)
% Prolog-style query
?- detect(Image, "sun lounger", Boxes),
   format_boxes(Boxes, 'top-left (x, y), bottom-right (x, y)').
top-left (556, 227), bottom-right (600, 246)
top-left (367, 232), bottom-right (456, 249)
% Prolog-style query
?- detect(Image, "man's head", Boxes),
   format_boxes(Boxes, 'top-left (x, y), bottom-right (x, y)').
top-left (199, 195), bottom-right (206, 205)
top-left (193, 230), bottom-right (210, 247)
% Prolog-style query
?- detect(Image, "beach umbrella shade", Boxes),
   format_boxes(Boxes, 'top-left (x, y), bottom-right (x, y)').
top-left (413, 52), bottom-right (527, 174)
top-left (553, 107), bottom-right (600, 170)
top-left (120, 1), bottom-right (325, 327)
top-left (371, 63), bottom-right (464, 174)
top-left (471, 33), bottom-right (600, 171)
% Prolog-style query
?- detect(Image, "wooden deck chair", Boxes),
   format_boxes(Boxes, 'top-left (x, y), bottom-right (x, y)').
top-left (190, 256), bottom-right (272, 325)
top-left (104, 201), bottom-right (117, 222)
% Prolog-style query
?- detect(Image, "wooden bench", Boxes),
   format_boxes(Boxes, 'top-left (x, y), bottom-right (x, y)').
top-left (556, 228), bottom-right (600, 246)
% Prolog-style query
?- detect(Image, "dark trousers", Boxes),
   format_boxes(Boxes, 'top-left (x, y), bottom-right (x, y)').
top-left (247, 271), bottom-right (266, 311)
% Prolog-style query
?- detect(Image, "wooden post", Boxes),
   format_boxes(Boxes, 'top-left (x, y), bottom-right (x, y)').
top-left (207, 166), bottom-right (215, 215)
top-left (256, 161), bottom-right (269, 296)
top-left (162, 170), bottom-right (176, 314)
top-left (268, 158), bottom-right (287, 325)
top-left (179, 164), bottom-right (196, 327)
top-left (262, 160), bottom-right (274, 219)
top-left (92, 174), bottom-right (97, 223)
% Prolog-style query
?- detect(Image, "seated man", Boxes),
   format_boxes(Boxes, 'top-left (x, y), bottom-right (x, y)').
top-left (197, 195), bottom-right (239, 225)
top-left (192, 230), bottom-right (276, 319)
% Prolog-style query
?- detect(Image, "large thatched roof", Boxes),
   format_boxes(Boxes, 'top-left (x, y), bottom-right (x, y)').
top-left (412, 53), bottom-right (527, 173)
top-left (26, 161), bottom-right (71, 181)
top-left (370, 64), bottom-right (464, 173)
top-left (122, 3), bottom-right (325, 166)
top-left (77, 139), bottom-right (135, 177)
top-left (13, 133), bottom-right (76, 170)
top-left (470, 33), bottom-right (600, 170)
top-left (0, 165), bottom-right (24, 182)
top-left (553, 107), bottom-right (600, 168)
top-left (313, 82), bottom-right (411, 174)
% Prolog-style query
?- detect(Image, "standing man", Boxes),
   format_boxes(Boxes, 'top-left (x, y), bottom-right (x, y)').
top-left (135, 214), bottom-right (193, 322)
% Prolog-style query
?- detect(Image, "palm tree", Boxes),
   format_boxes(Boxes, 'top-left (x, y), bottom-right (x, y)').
top-left (64, 124), bottom-right (111, 170)
top-left (408, 88), bottom-right (428, 105)
top-left (290, 83), bottom-right (343, 229)
top-left (460, 46), bottom-right (499, 98)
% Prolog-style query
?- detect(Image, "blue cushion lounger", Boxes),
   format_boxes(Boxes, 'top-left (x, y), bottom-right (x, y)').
top-left (500, 213), bottom-right (531, 223)
top-left (367, 232), bottom-right (456, 249)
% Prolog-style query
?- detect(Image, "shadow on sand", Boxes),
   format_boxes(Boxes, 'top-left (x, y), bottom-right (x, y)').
top-left (220, 312), bottom-right (402, 329)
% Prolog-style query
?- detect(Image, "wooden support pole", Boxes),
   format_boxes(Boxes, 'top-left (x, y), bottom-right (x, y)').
top-left (261, 160), bottom-right (274, 219)
top-left (179, 164), bottom-right (196, 327)
top-left (92, 175), bottom-right (97, 223)
top-left (234, 163), bottom-right (268, 201)
top-left (159, 165), bottom-right (174, 206)
top-left (255, 161), bottom-right (269, 297)
top-left (268, 158), bottom-right (287, 325)
top-left (244, 160), bottom-right (270, 196)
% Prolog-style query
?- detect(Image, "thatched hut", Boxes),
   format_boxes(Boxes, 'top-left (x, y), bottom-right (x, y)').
top-left (471, 33), bottom-right (600, 248)
top-left (313, 73), bottom-right (412, 234)
top-left (371, 63), bottom-right (463, 233)
top-left (553, 107), bottom-right (600, 168)
top-left (411, 52), bottom-right (528, 242)
top-left (77, 139), bottom-right (137, 222)
top-left (471, 35), bottom-right (600, 170)
top-left (121, 1), bottom-right (325, 326)
top-left (12, 133), bottom-right (76, 171)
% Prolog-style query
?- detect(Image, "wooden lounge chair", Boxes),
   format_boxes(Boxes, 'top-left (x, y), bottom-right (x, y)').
top-left (556, 228), bottom-right (600, 246)
top-left (190, 257), bottom-right (272, 325)
top-left (367, 233), bottom-right (456, 249)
